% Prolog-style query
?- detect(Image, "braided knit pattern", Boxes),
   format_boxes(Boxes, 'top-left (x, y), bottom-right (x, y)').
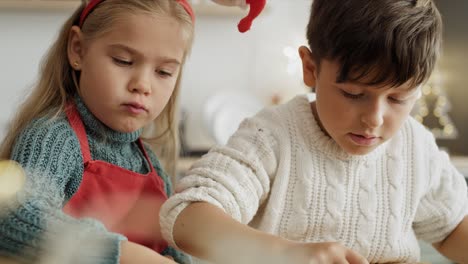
top-left (161, 95), bottom-right (468, 263)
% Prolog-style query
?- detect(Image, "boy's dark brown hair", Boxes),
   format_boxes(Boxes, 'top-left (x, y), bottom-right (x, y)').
top-left (306, 0), bottom-right (442, 88)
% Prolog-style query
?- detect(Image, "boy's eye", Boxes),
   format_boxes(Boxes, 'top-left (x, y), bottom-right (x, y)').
top-left (341, 90), bottom-right (363, 99)
top-left (112, 57), bottom-right (132, 66)
top-left (389, 97), bottom-right (407, 104)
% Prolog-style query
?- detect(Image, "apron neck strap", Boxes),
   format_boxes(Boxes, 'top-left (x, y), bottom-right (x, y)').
top-left (66, 102), bottom-right (92, 163)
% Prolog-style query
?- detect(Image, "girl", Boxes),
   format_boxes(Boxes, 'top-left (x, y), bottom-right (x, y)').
top-left (0, 0), bottom-right (194, 263)
top-left (160, 0), bottom-right (468, 263)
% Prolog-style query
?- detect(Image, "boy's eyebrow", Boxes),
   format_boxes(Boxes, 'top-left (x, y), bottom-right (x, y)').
top-left (108, 44), bottom-right (181, 65)
top-left (393, 83), bottom-right (421, 93)
top-left (333, 82), bottom-right (420, 94)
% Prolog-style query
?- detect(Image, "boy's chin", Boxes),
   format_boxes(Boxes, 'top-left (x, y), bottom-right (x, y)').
top-left (341, 144), bottom-right (379, 156)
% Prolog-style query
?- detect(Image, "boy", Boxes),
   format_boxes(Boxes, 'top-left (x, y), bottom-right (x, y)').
top-left (161, 0), bottom-right (468, 263)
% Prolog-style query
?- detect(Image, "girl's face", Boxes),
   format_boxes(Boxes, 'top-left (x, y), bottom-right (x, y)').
top-left (68, 13), bottom-right (187, 133)
top-left (299, 46), bottom-right (421, 155)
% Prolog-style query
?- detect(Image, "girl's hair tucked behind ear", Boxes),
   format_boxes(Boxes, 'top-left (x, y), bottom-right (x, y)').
top-left (1, 0), bottom-right (195, 178)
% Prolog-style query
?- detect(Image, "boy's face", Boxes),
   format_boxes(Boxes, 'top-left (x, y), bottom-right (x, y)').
top-left (299, 47), bottom-right (421, 155)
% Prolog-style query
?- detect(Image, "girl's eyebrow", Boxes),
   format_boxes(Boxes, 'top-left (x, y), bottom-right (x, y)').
top-left (108, 44), bottom-right (181, 65)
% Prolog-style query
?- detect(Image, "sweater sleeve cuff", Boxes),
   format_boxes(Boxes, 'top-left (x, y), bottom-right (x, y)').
top-left (103, 233), bottom-right (127, 264)
top-left (160, 200), bottom-right (192, 250)
top-left (40, 227), bottom-right (127, 264)
top-left (414, 201), bottom-right (468, 243)
top-left (71, 232), bottom-right (127, 264)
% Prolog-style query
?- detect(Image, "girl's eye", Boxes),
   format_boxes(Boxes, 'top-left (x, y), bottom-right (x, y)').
top-left (341, 90), bottom-right (363, 99)
top-left (112, 57), bottom-right (132, 66)
top-left (157, 70), bottom-right (173, 77)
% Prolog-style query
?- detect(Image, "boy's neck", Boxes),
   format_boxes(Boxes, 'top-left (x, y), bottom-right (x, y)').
top-left (310, 101), bottom-right (330, 138)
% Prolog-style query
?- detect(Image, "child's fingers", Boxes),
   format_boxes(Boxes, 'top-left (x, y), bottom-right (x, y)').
top-left (345, 249), bottom-right (369, 264)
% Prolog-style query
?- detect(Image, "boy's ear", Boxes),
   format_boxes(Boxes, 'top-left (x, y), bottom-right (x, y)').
top-left (298, 46), bottom-right (318, 88)
top-left (67, 26), bottom-right (84, 70)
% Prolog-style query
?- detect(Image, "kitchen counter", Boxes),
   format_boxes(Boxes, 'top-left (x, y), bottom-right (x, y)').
top-left (420, 241), bottom-right (452, 264)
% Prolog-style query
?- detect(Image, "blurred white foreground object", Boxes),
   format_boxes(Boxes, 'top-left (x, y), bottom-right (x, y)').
top-left (0, 160), bottom-right (25, 202)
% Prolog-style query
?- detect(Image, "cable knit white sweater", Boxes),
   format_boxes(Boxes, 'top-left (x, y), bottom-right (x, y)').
top-left (161, 95), bottom-right (468, 263)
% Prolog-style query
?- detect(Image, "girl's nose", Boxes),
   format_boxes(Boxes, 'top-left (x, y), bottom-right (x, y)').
top-left (128, 71), bottom-right (151, 95)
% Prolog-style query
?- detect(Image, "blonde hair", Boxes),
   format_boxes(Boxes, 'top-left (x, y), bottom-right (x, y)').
top-left (0, 0), bottom-right (194, 178)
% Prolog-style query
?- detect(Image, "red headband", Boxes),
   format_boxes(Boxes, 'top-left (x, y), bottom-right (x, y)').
top-left (78, 0), bottom-right (195, 27)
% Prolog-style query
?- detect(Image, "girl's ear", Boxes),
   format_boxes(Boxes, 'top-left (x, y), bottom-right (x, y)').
top-left (298, 46), bottom-right (318, 88)
top-left (68, 25), bottom-right (84, 70)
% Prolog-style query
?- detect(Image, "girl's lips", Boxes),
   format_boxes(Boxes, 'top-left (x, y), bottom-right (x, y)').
top-left (123, 103), bottom-right (147, 114)
top-left (349, 133), bottom-right (379, 146)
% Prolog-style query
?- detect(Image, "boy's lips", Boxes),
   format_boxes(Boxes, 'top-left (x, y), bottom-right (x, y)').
top-left (348, 133), bottom-right (379, 146)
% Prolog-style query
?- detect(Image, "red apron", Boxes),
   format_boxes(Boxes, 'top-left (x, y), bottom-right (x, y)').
top-left (63, 103), bottom-right (168, 253)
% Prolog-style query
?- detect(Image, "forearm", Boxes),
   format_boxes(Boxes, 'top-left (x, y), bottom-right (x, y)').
top-left (119, 241), bottom-right (176, 264)
top-left (173, 202), bottom-right (287, 264)
top-left (433, 215), bottom-right (468, 263)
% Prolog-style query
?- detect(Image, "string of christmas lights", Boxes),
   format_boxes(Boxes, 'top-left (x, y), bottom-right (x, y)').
top-left (412, 67), bottom-right (458, 139)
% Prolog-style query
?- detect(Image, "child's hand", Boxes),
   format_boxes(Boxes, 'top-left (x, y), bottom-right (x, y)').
top-left (214, 237), bottom-right (369, 264)
top-left (120, 241), bottom-right (177, 264)
top-left (280, 240), bottom-right (369, 264)
top-left (172, 202), bottom-right (368, 264)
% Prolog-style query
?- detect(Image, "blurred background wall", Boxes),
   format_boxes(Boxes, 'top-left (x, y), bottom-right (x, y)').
top-left (433, 0), bottom-right (468, 155)
top-left (0, 0), bottom-right (466, 155)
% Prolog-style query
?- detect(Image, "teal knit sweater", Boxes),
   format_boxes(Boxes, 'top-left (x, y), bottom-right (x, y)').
top-left (0, 96), bottom-right (190, 264)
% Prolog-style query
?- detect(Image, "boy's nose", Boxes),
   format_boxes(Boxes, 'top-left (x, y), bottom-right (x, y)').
top-left (361, 103), bottom-right (384, 128)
